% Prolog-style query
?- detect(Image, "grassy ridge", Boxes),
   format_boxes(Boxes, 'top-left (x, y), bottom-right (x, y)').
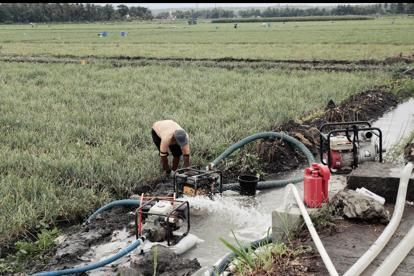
top-left (211, 15), bottom-right (374, 23)
top-left (0, 61), bottom-right (393, 243)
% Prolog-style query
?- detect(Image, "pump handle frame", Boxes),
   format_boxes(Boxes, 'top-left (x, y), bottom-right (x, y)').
top-left (135, 197), bottom-right (190, 246)
top-left (173, 167), bottom-right (223, 196)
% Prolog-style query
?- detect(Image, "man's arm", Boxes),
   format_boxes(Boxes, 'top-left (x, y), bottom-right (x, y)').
top-left (182, 144), bottom-right (190, 167)
top-left (160, 155), bottom-right (170, 173)
top-left (160, 139), bottom-right (170, 173)
top-left (183, 155), bottom-right (190, 167)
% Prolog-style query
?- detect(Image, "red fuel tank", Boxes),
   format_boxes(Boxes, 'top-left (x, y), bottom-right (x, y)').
top-left (304, 163), bottom-right (331, 208)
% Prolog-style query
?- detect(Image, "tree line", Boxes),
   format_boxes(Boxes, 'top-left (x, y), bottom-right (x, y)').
top-left (1, 3), bottom-right (414, 23)
top-left (238, 3), bottom-right (414, 18)
top-left (155, 8), bottom-right (235, 20)
top-left (156, 3), bottom-right (414, 20)
top-left (0, 3), bottom-right (152, 23)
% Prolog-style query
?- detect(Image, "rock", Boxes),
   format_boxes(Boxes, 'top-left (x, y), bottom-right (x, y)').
top-left (331, 190), bottom-right (390, 224)
top-left (293, 132), bottom-right (313, 148)
top-left (326, 99), bottom-right (336, 109)
top-left (152, 182), bottom-right (175, 196)
top-left (347, 162), bottom-right (414, 203)
top-left (159, 258), bottom-right (201, 276)
top-left (404, 143), bottom-right (414, 162)
top-left (129, 245), bottom-right (201, 276)
top-left (130, 245), bottom-right (175, 275)
top-left (272, 204), bottom-right (319, 242)
top-left (130, 194), bottom-right (141, 200)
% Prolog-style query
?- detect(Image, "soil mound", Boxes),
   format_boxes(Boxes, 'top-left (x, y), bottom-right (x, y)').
top-left (256, 88), bottom-right (399, 173)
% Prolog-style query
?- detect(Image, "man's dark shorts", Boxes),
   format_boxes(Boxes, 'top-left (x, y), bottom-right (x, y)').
top-left (151, 129), bottom-right (182, 157)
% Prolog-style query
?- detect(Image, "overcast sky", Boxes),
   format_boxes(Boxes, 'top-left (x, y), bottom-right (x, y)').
top-left (100, 3), bottom-right (369, 10)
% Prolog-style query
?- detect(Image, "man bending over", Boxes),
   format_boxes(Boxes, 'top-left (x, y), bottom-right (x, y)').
top-left (151, 120), bottom-right (190, 176)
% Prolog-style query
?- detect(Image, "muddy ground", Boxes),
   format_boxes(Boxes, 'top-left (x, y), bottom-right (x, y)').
top-left (28, 204), bottom-right (201, 275)
top-left (291, 211), bottom-right (413, 276)
top-left (307, 205), bottom-right (414, 276)
top-left (1, 54), bottom-right (414, 72)
top-left (28, 206), bottom-right (136, 274)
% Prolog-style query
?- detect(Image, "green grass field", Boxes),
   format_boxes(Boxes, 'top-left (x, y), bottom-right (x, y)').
top-left (0, 61), bottom-right (394, 243)
top-left (0, 17), bottom-right (413, 60)
top-left (0, 16), bottom-right (413, 262)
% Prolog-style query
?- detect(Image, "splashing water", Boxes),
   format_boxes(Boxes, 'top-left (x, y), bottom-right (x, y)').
top-left (187, 195), bottom-right (270, 239)
top-left (181, 192), bottom-right (277, 266)
top-left (179, 169), bottom-right (305, 267)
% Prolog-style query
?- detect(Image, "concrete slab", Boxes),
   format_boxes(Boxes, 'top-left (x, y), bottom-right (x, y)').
top-left (272, 206), bottom-right (301, 242)
top-left (272, 175), bottom-right (347, 242)
top-left (329, 175), bottom-right (347, 198)
top-left (347, 162), bottom-right (414, 203)
top-left (272, 205), bottom-right (320, 242)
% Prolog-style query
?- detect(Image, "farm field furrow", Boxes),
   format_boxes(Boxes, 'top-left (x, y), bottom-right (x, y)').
top-left (2, 43), bottom-right (414, 60)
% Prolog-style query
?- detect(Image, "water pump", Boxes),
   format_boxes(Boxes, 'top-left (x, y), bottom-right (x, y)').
top-left (319, 121), bottom-right (383, 173)
top-left (173, 167), bottom-right (222, 197)
top-left (135, 195), bottom-right (190, 246)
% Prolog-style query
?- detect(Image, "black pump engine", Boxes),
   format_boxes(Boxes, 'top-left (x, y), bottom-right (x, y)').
top-left (173, 167), bottom-right (222, 197)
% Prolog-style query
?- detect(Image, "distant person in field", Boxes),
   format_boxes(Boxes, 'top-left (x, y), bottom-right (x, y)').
top-left (151, 120), bottom-right (190, 177)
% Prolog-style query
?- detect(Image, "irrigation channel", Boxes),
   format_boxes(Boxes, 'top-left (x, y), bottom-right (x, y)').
top-left (40, 98), bottom-right (414, 275)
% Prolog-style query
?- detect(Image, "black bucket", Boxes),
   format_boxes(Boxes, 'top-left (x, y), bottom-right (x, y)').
top-left (238, 175), bottom-right (259, 196)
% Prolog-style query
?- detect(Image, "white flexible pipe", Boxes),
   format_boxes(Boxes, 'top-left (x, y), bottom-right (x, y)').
top-left (287, 184), bottom-right (339, 276)
top-left (372, 224), bottom-right (414, 276)
top-left (343, 162), bottom-right (414, 276)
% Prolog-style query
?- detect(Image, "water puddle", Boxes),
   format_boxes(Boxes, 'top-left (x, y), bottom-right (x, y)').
top-left (372, 98), bottom-right (414, 155)
top-left (81, 226), bottom-right (136, 275)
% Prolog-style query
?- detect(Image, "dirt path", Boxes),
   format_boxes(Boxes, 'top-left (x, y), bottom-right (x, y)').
top-left (1, 54), bottom-right (413, 72)
top-left (316, 205), bottom-right (414, 276)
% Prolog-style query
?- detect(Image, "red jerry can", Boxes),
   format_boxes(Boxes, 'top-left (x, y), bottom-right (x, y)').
top-left (304, 163), bottom-right (331, 208)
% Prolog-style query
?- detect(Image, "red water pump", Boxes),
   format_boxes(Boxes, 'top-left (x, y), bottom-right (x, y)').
top-left (319, 121), bottom-right (383, 173)
top-left (304, 163), bottom-right (331, 208)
